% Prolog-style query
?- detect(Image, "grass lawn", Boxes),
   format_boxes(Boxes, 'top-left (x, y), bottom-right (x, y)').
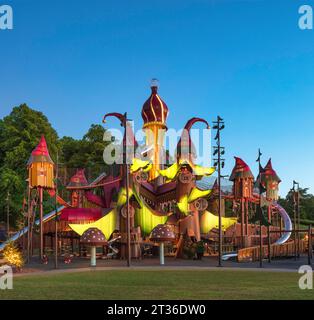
top-left (0, 269), bottom-right (313, 300)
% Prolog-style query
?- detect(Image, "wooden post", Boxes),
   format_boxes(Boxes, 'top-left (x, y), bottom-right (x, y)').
top-left (241, 199), bottom-right (245, 248)
top-left (256, 148), bottom-right (263, 268)
top-left (308, 225), bottom-right (312, 266)
top-left (245, 200), bottom-right (249, 236)
top-left (6, 191), bottom-right (10, 240)
top-left (54, 152), bottom-right (59, 269)
top-left (297, 191), bottom-right (300, 259)
top-left (125, 115), bottom-right (131, 267)
top-left (259, 221), bottom-right (263, 268)
top-left (267, 225), bottom-right (271, 263)
top-left (126, 164), bottom-right (131, 267)
top-left (27, 185), bottom-right (31, 263)
top-left (293, 190), bottom-right (297, 261)
top-left (39, 187), bottom-right (44, 260)
top-left (267, 205), bottom-right (271, 224)
top-left (71, 236), bottom-right (74, 254)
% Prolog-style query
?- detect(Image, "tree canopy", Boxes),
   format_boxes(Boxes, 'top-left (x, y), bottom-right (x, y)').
top-left (0, 104), bottom-right (110, 229)
top-left (59, 124), bottom-right (111, 181)
top-left (278, 187), bottom-right (314, 224)
top-left (0, 104), bottom-right (59, 228)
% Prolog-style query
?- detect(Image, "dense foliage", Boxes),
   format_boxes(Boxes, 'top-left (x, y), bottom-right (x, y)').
top-left (278, 188), bottom-right (314, 224)
top-left (0, 104), bottom-right (110, 229)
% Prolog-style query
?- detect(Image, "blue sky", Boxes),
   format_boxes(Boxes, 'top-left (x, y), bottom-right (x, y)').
top-left (0, 0), bottom-right (313, 195)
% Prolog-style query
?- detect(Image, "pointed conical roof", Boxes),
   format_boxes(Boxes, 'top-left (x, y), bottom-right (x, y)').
top-left (211, 178), bottom-right (219, 196)
top-left (27, 135), bottom-right (54, 165)
top-left (67, 169), bottom-right (89, 188)
top-left (262, 159), bottom-right (281, 183)
top-left (229, 157), bottom-right (254, 181)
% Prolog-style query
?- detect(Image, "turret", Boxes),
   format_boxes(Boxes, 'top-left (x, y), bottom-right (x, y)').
top-left (142, 79), bottom-right (169, 180)
top-left (27, 135), bottom-right (54, 260)
top-left (229, 157), bottom-right (254, 199)
top-left (27, 135), bottom-right (54, 189)
top-left (259, 159), bottom-right (281, 201)
top-left (67, 169), bottom-right (89, 207)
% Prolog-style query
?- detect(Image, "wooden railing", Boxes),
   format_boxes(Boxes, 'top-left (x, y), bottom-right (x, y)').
top-left (238, 240), bottom-right (307, 262)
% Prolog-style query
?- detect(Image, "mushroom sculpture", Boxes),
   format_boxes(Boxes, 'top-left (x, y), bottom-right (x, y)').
top-left (150, 224), bottom-right (176, 265)
top-left (80, 228), bottom-right (107, 267)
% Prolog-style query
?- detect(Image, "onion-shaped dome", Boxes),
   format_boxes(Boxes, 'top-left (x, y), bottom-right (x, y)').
top-left (27, 135), bottom-right (54, 165)
top-left (150, 224), bottom-right (176, 242)
top-left (229, 157), bottom-right (254, 181)
top-left (80, 227), bottom-right (107, 246)
top-left (141, 79), bottom-right (169, 129)
top-left (67, 169), bottom-right (89, 189)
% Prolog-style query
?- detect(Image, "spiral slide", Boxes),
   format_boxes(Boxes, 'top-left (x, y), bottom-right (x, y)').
top-left (0, 206), bottom-right (65, 252)
top-left (222, 202), bottom-right (292, 261)
top-left (273, 202), bottom-right (292, 245)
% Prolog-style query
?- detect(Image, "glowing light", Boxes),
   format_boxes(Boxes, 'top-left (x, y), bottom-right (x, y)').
top-left (3, 242), bottom-right (24, 269)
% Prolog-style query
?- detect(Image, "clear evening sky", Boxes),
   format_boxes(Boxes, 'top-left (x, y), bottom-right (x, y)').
top-left (1, 0), bottom-right (313, 195)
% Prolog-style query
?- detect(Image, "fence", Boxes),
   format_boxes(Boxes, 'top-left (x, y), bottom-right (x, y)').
top-left (238, 239), bottom-right (307, 262)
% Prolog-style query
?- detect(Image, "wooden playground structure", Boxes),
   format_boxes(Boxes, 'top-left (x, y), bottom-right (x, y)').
top-left (1, 81), bottom-right (313, 268)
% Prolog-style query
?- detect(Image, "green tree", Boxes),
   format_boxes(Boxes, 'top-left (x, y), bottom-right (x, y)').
top-left (0, 105), bottom-right (113, 230)
top-left (278, 188), bottom-right (314, 222)
top-left (59, 124), bottom-right (111, 181)
top-left (0, 104), bottom-right (59, 227)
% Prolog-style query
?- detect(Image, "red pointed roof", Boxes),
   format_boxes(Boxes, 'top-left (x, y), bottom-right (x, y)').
top-left (262, 159), bottom-right (281, 183)
top-left (67, 169), bottom-right (89, 188)
top-left (27, 135), bottom-right (54, 165)
top-left (229, 157), bottom-right (254, 181)
top-left (142, 80), bottom-right (169, 128)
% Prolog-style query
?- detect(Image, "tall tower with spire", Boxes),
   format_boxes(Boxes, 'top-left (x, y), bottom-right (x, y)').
top-left (27, 135), bottom-right (54, 189)
top-left (230, 157), bottom-right (254, 246)
top-left (141, 79), bottom-right (169, 181)
top-left (67, 169), bottom-right (89, 207)
top-left (259, 159), bottom-right (281, 201)
top-left (27, 135), bottom-right (55, 260)
top-left (230, 157), bottom-right (254, 200)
